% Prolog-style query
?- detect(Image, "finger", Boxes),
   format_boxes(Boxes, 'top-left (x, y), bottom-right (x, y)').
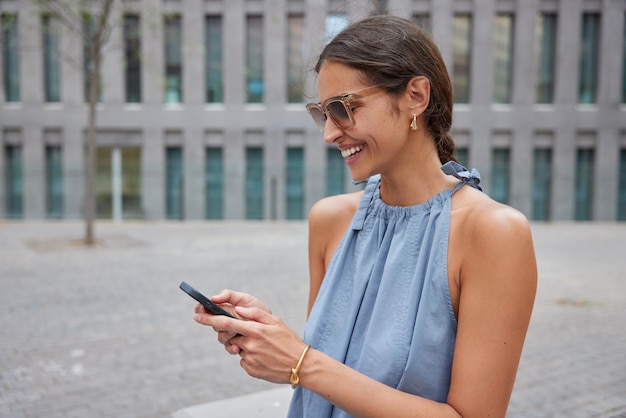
top-left (234, 306), bottom-right (275, 325)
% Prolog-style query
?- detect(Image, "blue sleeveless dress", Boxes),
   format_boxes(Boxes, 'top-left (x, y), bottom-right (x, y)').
top-left (287, 162), bottom-right (482, 418)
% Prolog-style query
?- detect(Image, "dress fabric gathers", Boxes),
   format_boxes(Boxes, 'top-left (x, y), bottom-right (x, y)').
top-left (287, 162), bottom-right (482, 418)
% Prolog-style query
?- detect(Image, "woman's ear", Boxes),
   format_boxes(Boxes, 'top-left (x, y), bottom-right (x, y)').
top-left (406, 76), bottom-right (431, 115)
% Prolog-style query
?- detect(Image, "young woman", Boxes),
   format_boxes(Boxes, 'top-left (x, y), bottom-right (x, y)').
top-left (193, 15), bottom-right (537, 418)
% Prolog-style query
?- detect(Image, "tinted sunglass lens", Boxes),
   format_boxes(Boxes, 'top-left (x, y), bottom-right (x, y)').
top-left (306, 105), bottom-right (327, 131)
top-left (326, 100), bottom-right (351, 128)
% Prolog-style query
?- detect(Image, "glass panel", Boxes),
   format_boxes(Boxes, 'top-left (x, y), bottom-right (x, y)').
top-left (166, 146), bottom-right (183, 220)
top-left (124, 14), bottom-right (142, 103)
top-left (96, 147), bottom-right (112, 219)
top-left (121, 148), bottom-right (142, 219)
top-left (246, 15), bottom-right (264, 103)
top-left (491, 148), bottom-right (510, 204)
top-left (45, 145), bottom-right (64, 218)
top-left (618, 149), bottom-right (626, 221)
top-left (574, 148), bottom-right (594, 220)
top-left (535, 13), bottom-right (557, 104)
top-left (326, 147), bottom-right (345, 196)
top-left (579, 13), bottom-right (600, 104)
top-left (325, 14), bottom-right (348, 44)
top-left (164, 14), bottom-right (183, 104)
top-left (493, 14), bottom-right (514, 104)
top-left (287, 14), bottom-right (305, 103)
top-left (245, 147), bottom-right (264, 219)
top-left (4, 145), bottom-right (23, 218)
top-left (623, 14), bottom-right (626, 104)
top-left (532, 148), bottom-right (552, 221)
top-left (205, 147), bottom-right (224, 219)
top-left (83, 14), bottom-right (101, 103)
top-left (205, 16), bottom-right (223, 103)
top-left (455, 147), bottom-right (469, 169)
top-left (43, 15), bottom-right (61, 102)
top-left (2, 13), bottom-right (20, 102)
top-left (412, 14), bottom-right (431, 33)
top-left (452, 14), bottom-right (472, 104)
top-left (286, 147), bottom-right (304, 220)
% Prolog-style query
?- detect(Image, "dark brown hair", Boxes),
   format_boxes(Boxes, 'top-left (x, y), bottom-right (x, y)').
top-left (315, 15), bottom-right (457, 164)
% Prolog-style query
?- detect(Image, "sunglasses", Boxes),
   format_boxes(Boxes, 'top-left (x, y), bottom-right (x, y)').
top-left (305, 86), bottom-right (383, 131)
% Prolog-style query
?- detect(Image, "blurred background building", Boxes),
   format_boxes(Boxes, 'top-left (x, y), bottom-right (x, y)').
top-left (1, 0), bottom-right (625, 221)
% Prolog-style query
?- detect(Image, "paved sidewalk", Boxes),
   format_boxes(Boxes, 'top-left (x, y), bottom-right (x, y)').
top-left (1, 221), bottom-right (625, 418)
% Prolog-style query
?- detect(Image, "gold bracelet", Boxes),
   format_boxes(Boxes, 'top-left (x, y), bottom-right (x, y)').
top-left (290, 344), bottom-right (311, 389)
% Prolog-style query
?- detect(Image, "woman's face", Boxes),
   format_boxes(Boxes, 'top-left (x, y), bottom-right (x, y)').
top-left (316, 61), bottom-right (412, 182)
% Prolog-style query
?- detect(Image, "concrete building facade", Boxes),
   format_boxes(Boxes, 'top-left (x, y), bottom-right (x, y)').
top-left (1, 0), bottom-right (625, 221)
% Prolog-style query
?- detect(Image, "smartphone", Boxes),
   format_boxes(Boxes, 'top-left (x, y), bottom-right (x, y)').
top-left (179, 281), bottom-right (235, 318)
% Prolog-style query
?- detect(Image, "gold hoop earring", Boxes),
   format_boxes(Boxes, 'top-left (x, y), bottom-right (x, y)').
top-left (410, 114), bottom-right (418, 131)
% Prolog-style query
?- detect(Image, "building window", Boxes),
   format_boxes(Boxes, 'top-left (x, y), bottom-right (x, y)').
top-left (124, 14), bottom-right (141, 103)
top-left (4, 144), bottom-right (23, 218)
top-left (83, 14), bottom-right (102, 103)
top-left (42, 15), bottom-right (61, 103)
top-left (618, 149), bottom-right (626, 221)
top-left (45, 145), bottom-right (64, 218)
top-left (452, 14), bottom-right (472, 104)
top-left (325, 14), bottom-right (348, 44)
top-left (623, 14), bottom-right (626, 104)
top-left (2, 13), bottom-right (20, 102)
top-left (535, 13), bottom-right (557, 104)
top-left (287, 14), bottom-right (305, 103)
top-left (579, 13), bottom-right (600, 104)
top-left (491, 148), bottom-right (510, 204)
top-left (96, 147), bottom-right (112, 218)
top-left (455, 147), bottom-right (469, 169)
top-left (205, 16), bottom-right (223, 103)
top-left (246, 15), bottom-right (263, 103)
top-left (286, 147), bottom-right (305, 220)
top-left (326, 147), bottom-right (345, 196)
top-left (245, 147), bottom-right (264, 219)
top-left (164, 14), bottom-right (182, 104)
top-left (412, 14), bottom-right (431, 33)
top-left (532, 148), bottom-right (552, 221)
top-left (493, 14), bottom-right (514, 104)
top-left (574, 148), bottom-right (595, 220)
top-left (166, 146), bottom-right (184, 220)
top-left (205, 147), bottom-right (223, 219)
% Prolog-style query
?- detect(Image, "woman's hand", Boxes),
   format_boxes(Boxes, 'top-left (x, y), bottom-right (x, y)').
top-left (193, 290), bottom-right (272, 355)
top-left (194, 302), bottom-right (306, 385)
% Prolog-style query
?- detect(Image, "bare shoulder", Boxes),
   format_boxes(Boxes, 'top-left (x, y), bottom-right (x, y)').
top-left (451, 185), bottom-right (532, 244)
top-left (309, 191), bottom-right (363, 230)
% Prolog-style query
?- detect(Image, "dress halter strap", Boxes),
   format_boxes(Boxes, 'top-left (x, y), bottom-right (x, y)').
top-left (441, 161), bottom-right (483, 194)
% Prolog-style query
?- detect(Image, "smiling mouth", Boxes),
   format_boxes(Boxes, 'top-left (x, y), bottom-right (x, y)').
top-left (341, 145), bottom-right (363, 158)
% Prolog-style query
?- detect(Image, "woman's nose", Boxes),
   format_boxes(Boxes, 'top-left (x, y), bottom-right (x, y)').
top-left (323, 118), bottom-right (343, 144)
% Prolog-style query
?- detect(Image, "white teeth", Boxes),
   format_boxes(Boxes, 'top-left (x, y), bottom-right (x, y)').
top-left (340, 145), bottom-right (363, 158)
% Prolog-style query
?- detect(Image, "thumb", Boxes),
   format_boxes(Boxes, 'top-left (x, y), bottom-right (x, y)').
top-left (235, 306), bottom-right (274, 324)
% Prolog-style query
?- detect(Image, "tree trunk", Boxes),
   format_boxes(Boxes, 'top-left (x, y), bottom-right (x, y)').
top-left (84, 41), bottom-right (99, 245)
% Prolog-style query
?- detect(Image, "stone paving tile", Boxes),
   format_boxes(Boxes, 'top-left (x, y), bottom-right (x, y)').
top-left (0, 221), bottom-right (625, 418)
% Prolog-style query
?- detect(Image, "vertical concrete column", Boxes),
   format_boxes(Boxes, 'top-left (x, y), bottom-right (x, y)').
top-left (182, 0), bottom-right (204, 107)
top-left (20, 1), bottom-right (43, 105)
top-left (22, 127), bottom-right (45, 218)
top-left (388, 0), bottom-right (413, 18)
top-left (141, 126), bottom-right (165, 219)
top-left (509, 0), bottom-right (537, 216)
top-left (102, 5), bottom-right (123, 105)
top-left (60, 2), bottom-right (84, 106)
top-left (265, 0), bottom-right (286, 105)
top-left (593, 0), bottom-right (625, 220)
top-left (467, 0), bottom-right (495, 184)
top-left (141, 0), bottom-right (163, 107)
top-left (224, 128), bottom-right (245, 219)
top-left (551, 0), bottom-right (581, 220)
top-left (184, 127), bottom-right (204, 220)
top-left (223, 0), bottom-right (245, 107)
top-left (431, 0), bottom-right (453, 72)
